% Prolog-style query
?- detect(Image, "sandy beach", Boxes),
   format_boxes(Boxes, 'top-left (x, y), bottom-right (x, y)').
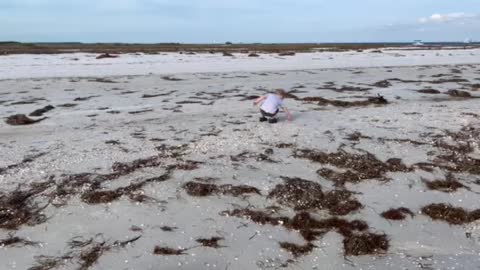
top-left (1, 48), bottom-right (480, 270)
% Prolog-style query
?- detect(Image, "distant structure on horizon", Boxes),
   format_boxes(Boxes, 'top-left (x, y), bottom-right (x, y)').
top-left (412, 40), bottom-right (424, 46)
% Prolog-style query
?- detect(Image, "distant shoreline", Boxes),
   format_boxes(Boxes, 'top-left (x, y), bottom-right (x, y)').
top-left (1, 48), bottom-right (479, 80)
top-left (1, 42), bottom-right (479, 55)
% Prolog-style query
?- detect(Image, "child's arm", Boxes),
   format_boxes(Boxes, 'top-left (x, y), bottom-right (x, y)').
top-left (253, 95), bottom-right (267, 106)
top-left (283, 107), bottom-right (292, 121)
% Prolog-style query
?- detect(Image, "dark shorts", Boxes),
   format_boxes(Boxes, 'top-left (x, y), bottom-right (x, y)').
top-left (260, 109), bottom-right (279, 118)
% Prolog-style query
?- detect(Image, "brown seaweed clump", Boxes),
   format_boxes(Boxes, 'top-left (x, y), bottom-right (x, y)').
top-left (29, 255), bottom-right (73, 270)
top-left (288, 212), bottom-right (369, 239)
top-left (279, 242), bottom-right (315, 257)
top-left (80, 172), bottom-right (172, 204)
top-left (276, 143), bottom-right (294, 149)
top-left (302, 95), bottom-right (388, 107)
top-left (230, 151), bottom-right (276, 163)
top-left (421, 203), bottom-right (480, 225)
top-left (183, 182), bottom-right (261, 197)
top-left (78, 243), bottom-right (107, 270)
top-left (0, 188), bottom-right (49, 230)
top-left (153, 246), bottom-right (187, 255)
top-left (268, 177), bottom-right (324, 211)
top-left (267, 177), bottom-right (362, 215)
top-left (381, 207), bottom-right (415, 220)
top-left (430, 125), bottom-right (480, 175)
top-left (345, 132), bottom-right (372, 141)
top-left (5, 114), bottom-right (46, 125)
top-left (96, 53), bottom-right (118, 59)
top-left (174, 160), bottom-right (202, 171)
top-left (295, 149), bottom-right (410, 186)
top-left (29, 236), bottom-right (140, 270)
top-left (0, 234), bottom-right (39, 247)
top-left (75, 237), bottom-right (141, 270)
top-left (418, 89), bottom-right (440, 94)
top-left (423, 173), bottom-right (466, 193)
top-left (81, 190), bottom-right (123, 204)
top-left (343, 233), bottom-right (389, 256)
top-left (222, 209), bottom-right (387, 256)
top-left (371, 80), bottom-right (392, 88)
top-left (221, 209), bottom-right (290, 227)
top-left (110, 156), bottom-right (163, 176)
top-left (447, 90), bottom-right (472, 98)
top-left (29, 105), bottom-right (55, 117)
top-left (196, 237), bottom-right (224, 248)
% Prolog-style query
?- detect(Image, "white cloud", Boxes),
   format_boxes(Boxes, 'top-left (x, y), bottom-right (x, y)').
top-left (419, 12), bottom-right (475, 23)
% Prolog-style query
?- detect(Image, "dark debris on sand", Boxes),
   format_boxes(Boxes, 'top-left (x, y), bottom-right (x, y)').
top-left (345, 132), bottom-right (372, 141)
top-left (159, 226), bottom-right (177, 232)
top-left (343, 233), bottom-right (389, 256)
top-left (447, 89), bottom-right (472, 98)
top-left (95, 53), bottom-right (119, 59)
top-left (57, 103), bottom-right (78, 108)
top-left (432, 125), bottom-right (480, 175)
top-left (388, 77), bottom-right (469, 84)
top-left (279, 242), bottom-right (315, 257)
top-left (29, 105), bottom-right (55, 117)
top-left (153, 246), bottom-right (187, 255)
top-left (30, 235), bottom-right (140, 270)
top-left (80, 171), bottom-right (172, 204)
top-left (230, 151), bottom-right (277, 163)
top-left (221, 209), bottom-right (290, 228)
top-left (316, 85), bottom-right (372, 93)
top-left (267, 177), bottom-right (362, 215)
top-left (222, 210), bottom-right (385, 257)
top-left (0, 234), bottom-right (39, 247)
top-left (78, 242), bottom-right (107, 270)
top-left (423, 173), bottom-right (467, 193)
top-left (9, 98), bottom-right (46, 105)
top-left (421, 203), bottom-right (480, 225)
top-left (302, 95), bottom-right (388, 107)
top-left (0, 186), bottom-right (50, 230)
top-left (371, 80), bottom-right (392, 88)
top-left (53, 151), bottom-right (180, 205)
top-left (418, 89), bottom-right (441, 94)
top-left (183, 182), bottom-right (261, 197)
top-left (276, 143), bottom-right (294, 149)
top-left (28, 255), bottom-right (73, 270)
top-left (174, 160), bottom-right (202, 171)
top-left (295, 149), bottom-right (410, 186)
top-left (196, 237), bottom-right (224, 248)
top-left (142, 90), bottom-right (177, 98)
top-left (74, 95), bottom-right (99, 101)
top-left (161, 76), bottom-right (183, 81)
top-left (381, 207), bottom-right (415, 220)
top-left (5, 114), bottom-right (46, 125)
top-left (90, 78), bottom-right (119, 83)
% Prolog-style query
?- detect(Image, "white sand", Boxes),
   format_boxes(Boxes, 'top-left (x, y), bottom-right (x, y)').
top-left (1, 48), bottom-right (480, 80)
top-left (0, 50), bottom-right (479, 270)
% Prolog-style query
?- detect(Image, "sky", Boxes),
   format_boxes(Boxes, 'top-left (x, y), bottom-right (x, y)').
top-left (0, 0), bottom-right (478, 43)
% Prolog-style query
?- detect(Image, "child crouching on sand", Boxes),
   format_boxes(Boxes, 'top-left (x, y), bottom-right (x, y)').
top-left (253, 89), bottom-right (292, 123)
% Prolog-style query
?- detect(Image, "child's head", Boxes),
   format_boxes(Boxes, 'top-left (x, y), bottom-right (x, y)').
top-left (275, 89), bottom-right (287, 99)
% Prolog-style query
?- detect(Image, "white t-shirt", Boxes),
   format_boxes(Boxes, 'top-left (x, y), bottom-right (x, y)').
top-left (260, 94), bottom-right (284, 114)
